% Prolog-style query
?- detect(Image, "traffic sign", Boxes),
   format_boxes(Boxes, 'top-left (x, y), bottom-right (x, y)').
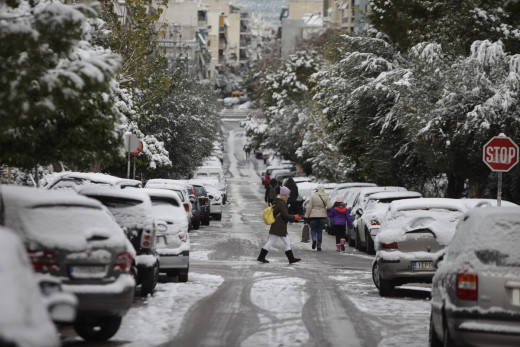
top-left (124, 133), bottom-right (140, 153)
top-left (483, 135), bottom-right (519, 172)
top-left (131, 140), bottom-right (143, 155)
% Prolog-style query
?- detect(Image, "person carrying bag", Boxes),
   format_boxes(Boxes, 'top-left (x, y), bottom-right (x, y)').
top-left (304, 184), bottom-right (332, 251)
top-left (257, 186), bottom-right (302, 264)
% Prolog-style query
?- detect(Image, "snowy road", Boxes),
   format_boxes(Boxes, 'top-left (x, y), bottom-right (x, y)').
top-left (60, 119), bottom-right (432, 346)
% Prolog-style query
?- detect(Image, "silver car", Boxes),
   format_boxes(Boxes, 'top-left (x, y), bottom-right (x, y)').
top-left (429, 206), bottom-right (520, 347)
top-left (372, 198), bottom-right (467, 297)
top-left (0, 185), bottom-right (135, 342)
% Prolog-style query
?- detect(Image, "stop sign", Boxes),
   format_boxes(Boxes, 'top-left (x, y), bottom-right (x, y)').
top-left (483, 135), bottom-right (519, 172)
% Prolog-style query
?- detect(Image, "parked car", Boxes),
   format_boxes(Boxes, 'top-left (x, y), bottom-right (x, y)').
top-left (144, 179), bottom-right (194, 230)
top-left (193, 165), bottom-right (227, 203)
top-left (188, 182), bottom-right (211, 225)
top-left (371, 198), bottom-right (516, 297)
top-left (0, 227), bottom-right (61, 347)
top-left (189, 179), bottom-right (222, 221)
top-left (141, 188), bottom-right (190, 282)
top-left (372, 198), bottom-right (467, 297)
top-left (46, 171), bottom-right (142, 191)
top-left (429, 205), bottom-right (520, 347)
top-left (329, 182), bottom-right (377, 208)
top-left (350, 186), bottom-right (408, 248)
top-left (0, 185), bottom-right (135, 341)
top-left (78, 187), bottom-right (161, 297)
top-left (355, 191), bottom-right (423, 254)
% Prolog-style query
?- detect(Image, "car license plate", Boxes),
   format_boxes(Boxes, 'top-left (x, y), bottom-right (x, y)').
top-left (513, 289), bottom-right (520, 306)
top-left (156, 235), bottom-right (167, 247)
top-left (412, 261), bottom-right (434, 271)
top-left (70, 265), bottom-right (107, 278)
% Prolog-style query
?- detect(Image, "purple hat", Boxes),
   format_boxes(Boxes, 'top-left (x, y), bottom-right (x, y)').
top-left (280, 186), bottom-right (290, 196)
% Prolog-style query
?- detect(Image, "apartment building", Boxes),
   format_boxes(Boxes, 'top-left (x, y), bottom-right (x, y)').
top-left (323, 0), bottom-right (370, 31)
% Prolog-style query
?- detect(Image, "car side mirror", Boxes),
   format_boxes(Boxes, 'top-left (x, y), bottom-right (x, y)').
top-left (356, 208), bottom-right (363, 216)
top-left (189, 195), bottom-right (195, 204)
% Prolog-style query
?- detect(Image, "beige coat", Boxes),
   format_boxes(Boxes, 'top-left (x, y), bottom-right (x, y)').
top-left (304, 189), bottom-right (332, 219)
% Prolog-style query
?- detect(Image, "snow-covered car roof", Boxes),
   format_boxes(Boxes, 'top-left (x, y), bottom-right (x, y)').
top-left (46, 171), bottom-right (142, 191)
top-left (387, 197), bottom-right (467, 213)
top-left (335, 182), bottom-right (377, 191)
top-left (0, 227), bottom-right (59, 347)
top-left (2, 184), bottom-right (101, 210)
top-left (367, 191), bottom-right (423, 201)
top-left (78, 186), bottom-right (149, 203)
top-left (78, 186), bottom-right (154, 229)
top-left (2, 185), bottom-right (129, 252)
top-left (378, 198), bottom-right (467, 246)
top-left (140, 188), bottom-right (182, 206)
top-left (145, 180), bottom-right (186, 190)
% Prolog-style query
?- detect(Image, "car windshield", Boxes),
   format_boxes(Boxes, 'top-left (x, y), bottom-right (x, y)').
top-left (88, 196), bottom-right (142, 208)
top-left (450, 215), bottom-right (520, 266)
top-left (21, 205), bottom-right (123, 251)
top-left (150, 197), bottom-right (180, 207)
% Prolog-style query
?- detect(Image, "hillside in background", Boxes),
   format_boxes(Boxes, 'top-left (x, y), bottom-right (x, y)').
top-left (236, 0), bottom-right (284, 25)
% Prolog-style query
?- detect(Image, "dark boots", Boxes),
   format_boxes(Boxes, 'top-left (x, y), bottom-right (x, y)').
top-left (257, 248), bottom-right (269, 263)
top-left (285, 250), bottom-right (301, 264)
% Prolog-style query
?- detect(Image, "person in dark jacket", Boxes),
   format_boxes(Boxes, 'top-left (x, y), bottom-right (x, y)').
top-left (257, 186), bottom-right (302, 264)
top-left (327, 195), bottom-right (354, 252)
top-left (264, 178), bottom-right (279, 205)
top-left (285, 177), bottom-right (300, 215)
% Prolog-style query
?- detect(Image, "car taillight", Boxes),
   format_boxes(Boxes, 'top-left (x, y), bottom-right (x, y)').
top-left (28, 250), bottom-right (60, 272)
top-left (141, 229), bottom-right (152, 248)
top-left (214, 196), bottom-right (220, 201)
top-left (381, 242), bottom-right (398, 249)
top-left (370, 219), bottom-right (380, 226)
top-left (204, 197), bottom-right (210, 203)
top-left (179, 233), bottom-right (186, 242)
top-left (457, 263), bottom-right (478, 301)
top-left (113, 252), bottom-right (133, 273)
top-left (183, 203), bottom-right (190, 212)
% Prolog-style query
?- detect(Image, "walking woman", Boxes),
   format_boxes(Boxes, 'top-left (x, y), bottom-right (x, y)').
top-left (327, 195), bottom-right (354, 252)
top-left (257, 186), bottom-right (302, 264)
top-left (304, 184), bottom-right (332, 251)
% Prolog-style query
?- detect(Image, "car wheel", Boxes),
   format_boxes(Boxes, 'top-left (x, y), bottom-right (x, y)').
top-left (140, 262), bottom-right (159, 297)
top-left (365, 229), bottom-right (375, 255)
top-left (429, 313), bottom-right (442, 347)
top-left (192, 218), bottom-right (200, 230)
top-left (372, 260), bottom-right (393, 296)
top-left (215, 214), bottom-right (222, 221)
top-left (178, 271), bottom-right (188, 283)
top-left (74, 315), bottom-right (122, 342)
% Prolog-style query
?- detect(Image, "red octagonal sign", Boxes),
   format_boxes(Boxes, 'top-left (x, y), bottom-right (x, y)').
top-left (483, 135), bottom-right (519, 172)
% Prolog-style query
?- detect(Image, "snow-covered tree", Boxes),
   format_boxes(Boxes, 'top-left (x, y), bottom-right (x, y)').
top-left (0, 0), bottom-right (124, 170)
top-left (256, 51), bottom-right (322, 164)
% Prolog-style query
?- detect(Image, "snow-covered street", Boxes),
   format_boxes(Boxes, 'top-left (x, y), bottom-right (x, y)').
top-left (59, 119), bottom-right (432, 346)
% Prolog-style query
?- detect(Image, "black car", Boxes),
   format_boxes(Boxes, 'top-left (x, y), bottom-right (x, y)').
top-left (189, 183), bottom-right (211, 226)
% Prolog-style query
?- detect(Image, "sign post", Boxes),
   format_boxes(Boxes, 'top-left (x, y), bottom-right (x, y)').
top-left (483, 133), bottom-right (519, 206)
top-left (124, 133), bottom-right (140, 179)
